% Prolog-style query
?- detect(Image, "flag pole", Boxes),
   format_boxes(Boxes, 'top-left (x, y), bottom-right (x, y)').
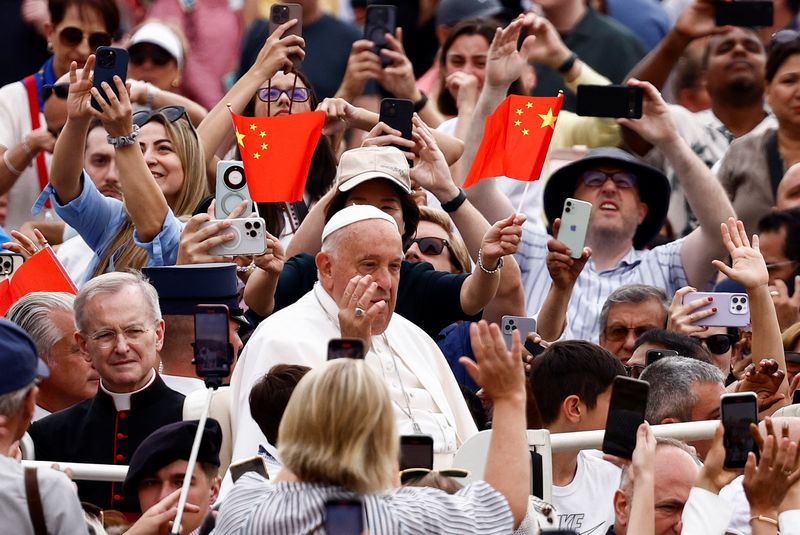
top-left (516, 181), bottom-right (530, 215)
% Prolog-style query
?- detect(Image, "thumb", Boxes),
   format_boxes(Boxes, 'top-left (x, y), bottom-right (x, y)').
top-left (459, 356), bottom-right (480, 385)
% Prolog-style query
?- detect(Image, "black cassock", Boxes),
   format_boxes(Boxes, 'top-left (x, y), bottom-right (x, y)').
top-left (28, 375), bottom-right (185, 513)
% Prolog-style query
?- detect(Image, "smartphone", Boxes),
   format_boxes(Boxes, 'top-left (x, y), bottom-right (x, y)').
top-left (792, 388), bottom-right (800, 405)
top-left (199, 217), bottom-right (268, 257)
top-left (364, 5), bottom-right (397, 67)
top-left (721, 392), bottom-right (759, 469)
top-left (327, 338), bottom-right (365, 360)
top-left (681, 292), bottom-right (751, 328)
top-left (576, 84), bottom-right (643, 119)
top-left (194, 304), bottom-right (231, 380)
top-left (602, 376), bottom-right (650, 459)
top-left (0, 253), bottom-right (25, 276)
top-left (715, 1), bottom-right (773, 27)
top-left (501, 315), bottom-right (537, 351)
top-left (269, 3), bottom-right (303, 66)
top-left (215, 160), bottom-right (254, 219)
top-left (558, 198), bottom-right (592, 259)
top-left (92, 46), bottom-right (128, 112)
top-left (645, 349), bottom-right (679, 366)
top-left (524, 337), bottom-right (547, 357)
top-left (399, 434), bottom-right (433, 471)
top-left (324, 498), bottom-right (364, 535)
top-left (229, 455), bottom-right (269, 482)
top-left (379, 98), bottom-right (414, 155)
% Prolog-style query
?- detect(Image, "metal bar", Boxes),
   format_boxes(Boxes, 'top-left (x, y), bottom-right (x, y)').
top-left (21, 460), bottom-right (128, 482)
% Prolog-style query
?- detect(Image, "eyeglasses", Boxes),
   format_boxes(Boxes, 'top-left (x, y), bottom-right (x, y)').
top-left (581, 170), bottom-right (637, 189)
top-left (58, 26), bottom-right (112, 51)
top-left (129, 45), bottom-right (175, 67)
top-left (133, 105), bottom-right (189, 127)
top-left (86, 324), bottom-right (154, 349)
top-left (604, 325), bottom-right (658, 342)
top-left (399, 468), bottom-right (470, 485)
top-left (765, 260), bottom-right (798, 273)
top-left (692, 334), bottom-right (737, 355)
top-left (42, 83), bottom-right (70, 101)
top-left (624, 363), bottom-right (645, 379)
top-left (770, 29), bottom-right (800, 49)
top-left (256, 87), bottom-right (310, 103)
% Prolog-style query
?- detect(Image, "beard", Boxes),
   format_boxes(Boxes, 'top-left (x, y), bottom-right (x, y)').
top-left (716, 75), bottom-right (764, 106)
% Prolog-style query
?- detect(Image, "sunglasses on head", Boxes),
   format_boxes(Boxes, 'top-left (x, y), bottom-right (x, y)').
top-left (129, 45), bottom-right (175, 67)
top-left (770, 29), bottom-right (800, 49)
top-left (256, 87), bottom-right (310, 103)
top-left (399, 468), bottom-right (470, 485)
top-left (132, 105), bottom-right (189, 127)
top-left (581, 170), bottom-right (637, 189)
top-left (42, 83), bottom-right (70, 101)
top-left (59, 26), bottom-right (112, 51)
top-left (692, 334), bottom-right (736, 355)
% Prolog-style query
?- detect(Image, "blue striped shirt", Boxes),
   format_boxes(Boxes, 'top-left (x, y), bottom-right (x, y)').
top-left (214, 474), bottom-right (513, 534)
top-left (516, 233), bottom-right (688, 342)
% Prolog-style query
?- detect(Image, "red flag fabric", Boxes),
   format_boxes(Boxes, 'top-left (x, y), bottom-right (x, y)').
top-left (0, 247), bottom-right (78, 316)
top-left (464, 94), bottom-right (564, 188)
top-left (229, 109), bottom-right (325, 202)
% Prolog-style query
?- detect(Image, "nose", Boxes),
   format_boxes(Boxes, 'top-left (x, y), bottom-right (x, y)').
top-left (675, 518), bottom-right (683, 534)
top-left (372, 266), bottom-right (393, 292)
top-left (113, 331), bottom-right (131, 353)
top-left (157, 482), bottom-right (175, 502)
top-left (621, 330), bottom-right (638, 358)
top-left (142, 144), bottom-right (158, 166)
top-left (105, 159), bottom-right (120, 185)
top-left (404, 242), bottom-right (421, 263)
top-left (600, 177), bottom-right (619, 193)
top-left (76, 35), bottom-right (92, 60)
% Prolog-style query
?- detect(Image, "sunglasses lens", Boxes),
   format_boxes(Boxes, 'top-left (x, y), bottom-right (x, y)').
top-left (162, 106), bottom-right (185, 122)
top-left (89, 32), bottom-right (112, 51)
top-left (705, 335), bottom-right (731, 354)
top-left (418, 238), bottom-right (444, 255)
top-left (60, 26), bottom-right (83, 46)
top-left (54, 84), bottom-right (70, 98)
top-left (132, 110), bottom-right (150, 126)
top-left (151, 48), bottom-right (173, 66)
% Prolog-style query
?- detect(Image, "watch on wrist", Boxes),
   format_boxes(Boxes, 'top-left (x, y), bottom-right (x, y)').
top-left (440, 188), bottom-right (467, 213)
top-left (557, 52), bottom-right (578, 74)
top-left (107, 124), bottom-right (140, 148)
top-left (413, 92), bottom-right (429, 112)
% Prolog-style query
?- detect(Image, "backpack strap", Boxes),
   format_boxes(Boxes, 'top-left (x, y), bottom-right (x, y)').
top-left (24, 466), bottom-right (48, 535)
top-left (22, 74), bottom-right (50, 209)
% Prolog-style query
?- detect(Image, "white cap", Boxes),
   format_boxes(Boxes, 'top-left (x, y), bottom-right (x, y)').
top-left (128, 21), bottom-right (184, 69)
top-left (321, 205), bottom-right (399, 243)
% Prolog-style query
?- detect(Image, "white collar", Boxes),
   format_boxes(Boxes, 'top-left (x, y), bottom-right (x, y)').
top-left (100, 368), bottom-right (157, 411)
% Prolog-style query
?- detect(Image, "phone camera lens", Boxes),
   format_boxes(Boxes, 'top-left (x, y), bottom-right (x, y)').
top-left (732, 297), bottom-right (739, 303)
top-left (565, 207), bottom-right (571, 213)
top-left (253, 221), bottom-right (261, 229)
top-left (740, 297), bottom-right (747, 303)
top-left (736, 305), bottom-right (742, 311)
top-left (245, 222), bottom-right (252, 230)
top-left (566, 201), bottom-right (572, 206)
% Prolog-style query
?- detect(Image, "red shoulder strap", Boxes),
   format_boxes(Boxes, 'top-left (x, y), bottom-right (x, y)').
top-left (23, 75), bottom-right (50, 208)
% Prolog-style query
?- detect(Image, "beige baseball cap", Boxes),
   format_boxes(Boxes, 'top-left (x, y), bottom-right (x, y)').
top-left (336, 146), bottom-right (412, 194)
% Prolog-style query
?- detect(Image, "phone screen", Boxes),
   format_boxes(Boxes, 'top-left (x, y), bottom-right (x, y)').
top-left (722, 393), bottom-right (758, 469)
top-left (576, 85), bottom-right (643, 119)
top-left (194, 305), bottom-right (231, 378)
top-left (399, 435), bottom-right (433, 470)
top-left (327, 338), bottom-right (365, 360)
top-left (602, 376), bottom-right (649, 459)
top-left (324, 499), bottom-right (363, 535)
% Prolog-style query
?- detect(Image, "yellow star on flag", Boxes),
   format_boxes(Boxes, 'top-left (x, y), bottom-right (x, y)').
top-left (538, 108), bottom-right (557, 129)
top-left (525, 102), bottom-right (533, 109)
top-left (515, 108), bottom-right (523, 116)
top-left (253, 152), bottom-right (260, 160)
top-left (522, 128), bottom-right (529, 136)
top-left (235, 128), bottom-right (246, 147)
top-left (514, 120), bottom-right (521, 126)
top-left (261, 143), bottom-right (268, 150)
top-left (249, 123), bottom-right (256, 131)
top-left (259, 131), bottom-right (266, 138)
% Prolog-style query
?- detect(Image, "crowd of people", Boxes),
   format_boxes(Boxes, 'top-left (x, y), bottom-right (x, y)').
top-left (2, 0), bottom-right (800, 533)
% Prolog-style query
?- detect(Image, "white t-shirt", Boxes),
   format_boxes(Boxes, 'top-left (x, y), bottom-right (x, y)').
top-left (56, 234), bottom-right (94, 286)
top-left (551, 450), bottom-right (621, 533)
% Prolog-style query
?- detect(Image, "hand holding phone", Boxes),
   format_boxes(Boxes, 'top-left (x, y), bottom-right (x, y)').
top-left (378, 98), bottom-right (414, 156)
top-left (576, 85), bottom-right (643, 119)
top-left (721, 392), bottom-right (758, 469)
top-left (269, 3), bottom-right (303, 66)
top-left (602, 376), bottom-right (649, 459)
top-left (229, 455), bottom-right (269, 482)
top-left (501, 315), bottom-right (537, 351)
top-left (92, 47), bottom-right (128, 112)
top-left (557, 198), bottom-right (591, 259)
top-left (681, 292), bottom-right (751, 328)
top-left (199, 217), bottom-right (268, 257)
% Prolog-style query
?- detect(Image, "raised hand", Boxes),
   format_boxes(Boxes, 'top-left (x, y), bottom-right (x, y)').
top-left (2, 228), bottom-right (50, 260)
top-left (712, 218), bottom-right (769, 291)
top-left (737, 358), bottom-right (786, 412)
top-left (445, 71), bottom-right (480, 112)
top-left (378, 29), bottom-right (420, 101)
top-left (667, 286), bottom-right (716, 335)
top-left (335, 38), bottom-right (381, 101)
top-left (617, 79), bottom-right (680, 147)
top-left (743, 433), bottom-right (800, 519)
top-left (66, 55), bottom-right (96, 121)
top-left (250, 19), bottom-right (306, 80)
top-left (361, 122), bottom-right (415, 160)
top-left (523, 13), bottom-right (573, 70)
top-left (481, 213), bottom-right (527, 266)
top-left (316, 97), bottom-right (359, 136)
top-left (675, 0), bottom-right (730, 42)
top-left (176, 199), bottom-right (249, 265)
top-left (337, 274), bottom-right (386, 351)
top-left (547, 218), bottom-right (591, 290)
top-left (124, 489), bottom-right (201, 535)
top-left (695, 423), bottom-right (739, 494)
top-left (461, 320), bottom-right (525, 403)
top-left (408, 116), bottom-right (453, 198)
top-left (89, 75), bottom-right (133, 137)
top-left (485, 16), bottom-right (536, 91)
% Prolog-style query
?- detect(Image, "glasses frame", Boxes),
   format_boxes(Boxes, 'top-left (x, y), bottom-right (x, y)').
top-left (624, 363), bottom-right (645, 379)
top-left (85, 322), bottom-right (157, 350)
top-left (692, 333), bottom-right (737, 355)
top-left (581, 170), bottom-right (637, 189)
top-left (399, 467), bottom-right (470, 485)
top-left (58, 26), bottom-right (112, 51)
top-left (42, 83), bottom-right (70, 101)
top-left (133, 105), bottom-right (191, 128)
top-left (256, 86), bottom-right (310, 103)
top-left (128, 44), bottom-right (175, 67)
top-left (603, 325), bottom-right (657, 343)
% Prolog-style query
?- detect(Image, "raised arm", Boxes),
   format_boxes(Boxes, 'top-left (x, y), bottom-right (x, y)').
top-left (128, 80), bottom-right (208, 126)
top-left (618, 79), bottom-right (735, 288)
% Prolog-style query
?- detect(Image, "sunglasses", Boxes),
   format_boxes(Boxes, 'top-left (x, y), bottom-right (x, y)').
top-left (43, 83), bottom-right (70, 100)
top-left (256, 87), bottom-right (310, 103)
top-left (129, 45), bottom-right (175, 67)
top-left (133, 105), bottom-right (189, 127)
top-left (603, 325), bottom-right (658, 342)
top-left (581, 170), bottom-right (637, 189)
top-left (692, 334), bottom-right (736, 355)
top-left (404, 236), bottom-right (452, 256)
top-left (771, 29), bottom-right (800, 49)
top-left (59, 26), bottom-right (112, 51)
top-left (399, 468), bottom-right (470, 485)
top-left (624, 363), bottom-right (645, 379)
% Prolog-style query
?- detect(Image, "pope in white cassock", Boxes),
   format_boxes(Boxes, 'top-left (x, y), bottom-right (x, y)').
top-left (229, 204), bottom-right (478, 474)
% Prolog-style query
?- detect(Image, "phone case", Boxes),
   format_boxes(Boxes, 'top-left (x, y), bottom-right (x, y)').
top-left (501, 315), bottom-right (537, 351)
top-left (215, 160), bottom-right (254, 219)
top-left (0, 253), bottom-right (25, 276)
top-left (576, 85), bottom-right (643, 119)
top-left (269, 3), bottom-right (303, 65)
top-left (558, 198), bottom-right (591, 259)
top-left (200, 217), bottom-right (268, 256)
top-left (720, 392), bottom-right (758, 469)
top-left (602, 376), bottom-right (649, 459)
top-left (715, 1), bottom-right (773, 27)
top-left (681, 292), bottom-right (751, 328)
top-left (92, 47), bottom-right (128, 111)
top-left (364, 5), bottom-right (397, 66)
top-left (379, 98), bottom-right (413, 140)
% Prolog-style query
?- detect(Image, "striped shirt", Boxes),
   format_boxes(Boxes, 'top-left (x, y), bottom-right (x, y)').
top-left (214, 474), bottom-right (513, 534)
top-left (516, 233), bottom-right (688, 342)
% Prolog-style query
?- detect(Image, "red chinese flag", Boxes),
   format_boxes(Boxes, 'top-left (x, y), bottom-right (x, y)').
top-left (464, 94), bottom-right (564, 188)
top-left (229, 110), bottom-right (325, 202)
top-left (0, 247), bottom-right (78, 316)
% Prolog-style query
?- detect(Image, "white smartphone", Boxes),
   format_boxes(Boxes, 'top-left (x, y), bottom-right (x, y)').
top-left (501, 315), bottom-right (537, 351)
top-left (0, 253), bottom-right (25, 277)
top-left (558, 198), bottom-right (592, 259)
top-left (215, 160), bottom-right (254, 219)
top-left (200, 217), bottom-right (268, 256)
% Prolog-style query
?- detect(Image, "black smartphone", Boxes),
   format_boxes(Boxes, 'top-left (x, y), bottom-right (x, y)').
top-left (269, 3), bottom-right (303, 66)
top-left (327, 338), bottom-right (365, 360)
top-left (602, 376), bottom-right (650, 459)
top-left (645, 349), bottom-right (679, 367)
top-left (229, 455), bottom-right (269, 482)
top-left (793, 388), bottom-right (800, 405)
top-left (524, 337), bottom-right (547, 357)
top-left (715, 1), bottom-right (774, 27)
top-left (576, 84), bottom-right (643, 119)
top-left (324, 498), bottom-right (363, 535)
top-left (194, 304), bottom-right (232, 380)
top-left (721, 392), bottom-right (759, 469)
top-left (92, 46), bottom-right (128, 112)
top-left (399, 434), bottom-right (433, 471)
top-left (364, 4), bottom-right (397, 67)
top-left (379, 98), bottom-right (414, 148)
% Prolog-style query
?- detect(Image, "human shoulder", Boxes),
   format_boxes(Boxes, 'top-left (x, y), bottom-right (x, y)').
top-left (579, 449), bottom-right (623, 476)
top-left (29, 396), bottom-right (94, 435)
top-left (726, 124), bottom-right (775, 157)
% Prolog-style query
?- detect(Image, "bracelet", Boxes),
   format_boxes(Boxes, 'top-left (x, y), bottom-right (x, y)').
top-left (3, 150), bottom-right (22, 176)
top-left (145, 83), bottom-right (157, 108)
top-left (750, 515), bottom-right (778, 526)
top-left (107, 124), bottom-right (140, 148)
top-left (440, 188), bottom-right (467, 213)
top-left (237, 261), bottom-right (256, 274)
top-left (477, 248), bottom-right (503, 274)
top-left (413, 92), bottom-right (428, 112)
top-left (557, 52), bottom-right (578, 74)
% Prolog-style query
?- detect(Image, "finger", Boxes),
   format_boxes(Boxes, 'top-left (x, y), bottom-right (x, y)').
top-left (350, 275), bottom-right (373, 307)
top-left (340, 276), bottom-right (360, 305)
top-left (743, 451), bottom-right (757, 481)
top-left (459, 355), bottom-right (481, 384)
top-left (227, 199), bottom-right (249, 220)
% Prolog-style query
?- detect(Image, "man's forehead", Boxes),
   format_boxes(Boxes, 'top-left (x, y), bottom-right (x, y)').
top-left (709, 27), bottom-right (763, 52)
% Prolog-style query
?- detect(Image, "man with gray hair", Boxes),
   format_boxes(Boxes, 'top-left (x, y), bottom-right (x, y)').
top-left (0, 319), bottom-right (86, 533)
top-left (28, 272), bottom-right (185, 513)
top-left (640, 356), bottom-right (725, 458)
top-left (599, 284), bottom-right (668, 363)
top-left (6, 292), bottom-right (99, 420)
